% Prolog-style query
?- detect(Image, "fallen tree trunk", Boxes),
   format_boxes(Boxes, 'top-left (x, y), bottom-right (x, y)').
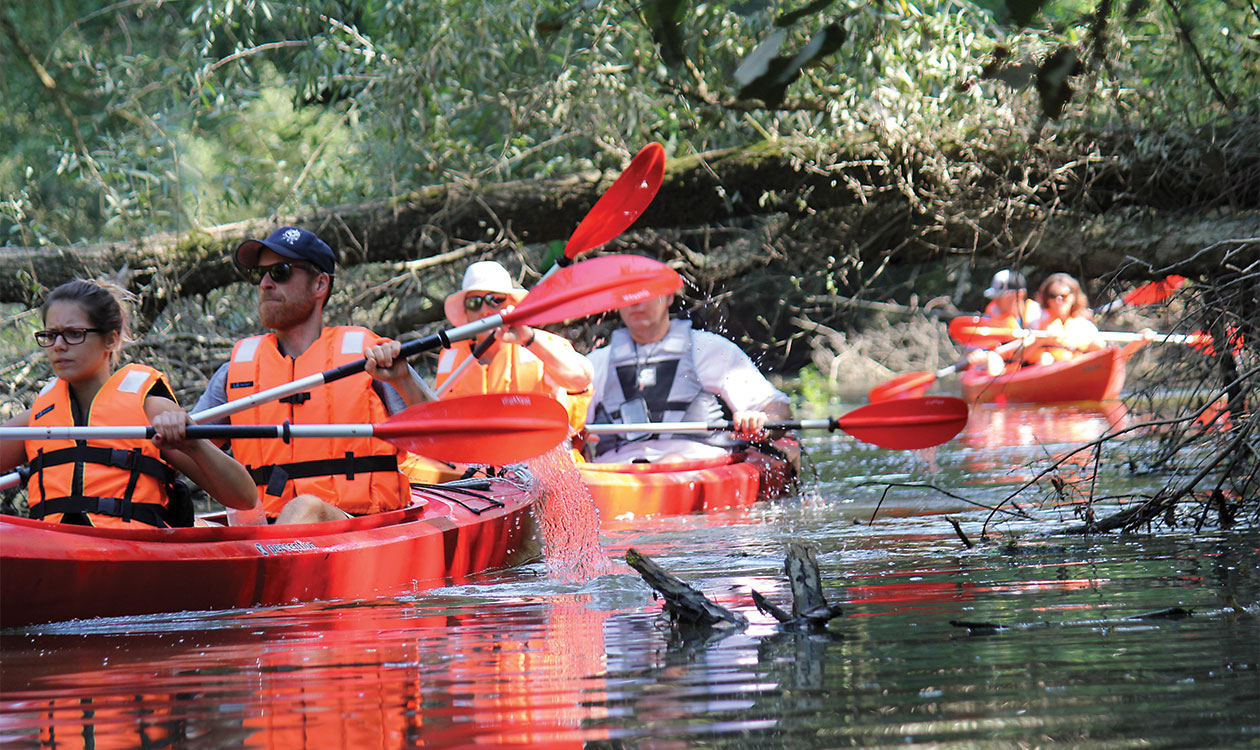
top-left (4, 138), bottom-right (1257, 311)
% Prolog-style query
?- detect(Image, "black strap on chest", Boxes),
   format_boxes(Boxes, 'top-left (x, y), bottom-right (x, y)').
top-left (248, 453), bottom-right (399, 497)
top-left (30, 496), bottom-right (172, 528)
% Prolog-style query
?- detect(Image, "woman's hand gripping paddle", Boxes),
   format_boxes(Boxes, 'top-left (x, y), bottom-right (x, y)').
top-left (585, 396), bottom-right (970, 451)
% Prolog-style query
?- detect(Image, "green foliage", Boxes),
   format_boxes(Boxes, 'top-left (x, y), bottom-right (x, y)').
top-left (2, 0), bottom-right (1255, 246)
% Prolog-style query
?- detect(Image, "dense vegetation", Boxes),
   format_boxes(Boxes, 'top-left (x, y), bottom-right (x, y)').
top-left (2, 0), bottom-right (1256, 528)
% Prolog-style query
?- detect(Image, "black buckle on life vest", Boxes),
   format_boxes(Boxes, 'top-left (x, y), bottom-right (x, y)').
top-left (279, 392), bottom-right (311, 405)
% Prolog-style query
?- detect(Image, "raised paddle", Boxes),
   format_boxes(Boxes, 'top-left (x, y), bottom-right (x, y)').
top-left (194, 254), bottom-right (682, 424)
top-left (867, 338), bottom-right (1030, 403)
top-left (559, 142), bottom-right (665, 268)
top-left (585, 396), bottom-right (970, 451)
top-left (437, 143), bottom-right (667, 396)
top-left (0, 394), bottom-right (570, 477)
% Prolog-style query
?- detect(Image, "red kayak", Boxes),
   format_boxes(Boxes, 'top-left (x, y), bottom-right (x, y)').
top-left (0, 477), bottom-right (538, 627)
top-left (961, 341), bottom-right (1146, 404)
top-left (579, 446), bottom-right (797, 520)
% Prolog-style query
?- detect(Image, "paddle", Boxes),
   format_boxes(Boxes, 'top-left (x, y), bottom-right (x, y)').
top-left (194, 254), bottom-right (682, 424)
top-left (948, 317), bottom-right (1211, 350)
top-left (0, 394), bottom-right (570, 473)
top-left (437, 143), bottom-right (666, 396)
top-left (1093, 275), bottom-right (1188, 315)
top-left (585, 396), bottom-right (970, 451)
top-left (867, 338), bottom-right (1030, 403)
top-left (559, 142), bottom-right (665, 268)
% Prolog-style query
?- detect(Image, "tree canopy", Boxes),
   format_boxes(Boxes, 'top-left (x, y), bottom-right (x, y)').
top-left (4, 0), bottom-right (1256, 246)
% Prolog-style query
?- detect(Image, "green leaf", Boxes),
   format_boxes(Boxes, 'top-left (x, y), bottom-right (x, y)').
top-left (777, 0), bottom-right (838, 28)
top-left (1005, 0), bottom-right (1049, 27)
top-left (645, 0), bottom-right (688, 68)
top-left (1034, 46), bottom-right (1082, 120)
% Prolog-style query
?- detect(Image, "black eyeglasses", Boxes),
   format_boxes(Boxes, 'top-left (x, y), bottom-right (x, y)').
top-left (34, 327), bottom-right (104, 347)
top-left (464, 293), bottom-right (508, 312)
top-left (244, 262), bottom-right (319, 285)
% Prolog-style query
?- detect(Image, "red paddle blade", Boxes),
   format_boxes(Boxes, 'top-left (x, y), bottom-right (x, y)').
top-left (867, 371), bottom-right (936, 403)
top-left (949, 316), bottom-right (1019, 348)
top-left (1123, 275), bottom-right (1187, 306)
top-left (506, 254), bottom-right (682, 326)
top-left (374, 393), bottom-right (570, 463)
top-left (837, 397), bottom-right (969, 450)
top-left (565, 143), bottom-right (666, 259)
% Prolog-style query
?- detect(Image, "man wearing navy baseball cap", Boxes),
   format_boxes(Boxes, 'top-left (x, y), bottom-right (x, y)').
top-left (233, 226), bottom-right (338, 275)
top-left (192, 226), bottom-right (429, 525)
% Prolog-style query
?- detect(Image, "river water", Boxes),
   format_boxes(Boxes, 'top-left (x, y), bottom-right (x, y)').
top-left (2, 403), bottom-right (1256, 748)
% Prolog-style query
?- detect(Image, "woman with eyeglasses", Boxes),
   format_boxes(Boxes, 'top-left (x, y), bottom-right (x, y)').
top-left (1025, 273), bottom-right (1104, 366)
top-left (434, 261), bottom-right (593, 433)
top-left (0, 280), bottom-right (258, 528)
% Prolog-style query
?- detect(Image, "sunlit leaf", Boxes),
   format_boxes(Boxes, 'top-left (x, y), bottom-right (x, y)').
top-left (734, 28), bottom-right (788, 87)
top-left (736, 23), bottom-right (846, 107)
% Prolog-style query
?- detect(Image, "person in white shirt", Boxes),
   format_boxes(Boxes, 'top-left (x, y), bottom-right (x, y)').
top-left (585, 292), bottom-right (796, 465)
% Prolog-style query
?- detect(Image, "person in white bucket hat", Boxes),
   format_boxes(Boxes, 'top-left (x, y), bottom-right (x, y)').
top-left (435, 261), bottom-right (593, 432)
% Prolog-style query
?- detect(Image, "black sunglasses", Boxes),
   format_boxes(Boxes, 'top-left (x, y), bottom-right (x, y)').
top-left (245, 261), bottom-right (319, 285)
top-left (464, 293), bottom-right (509, 312)
top-left (34, 327), bottom-right (104, 347)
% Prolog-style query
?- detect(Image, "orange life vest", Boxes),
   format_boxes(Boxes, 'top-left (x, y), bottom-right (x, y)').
top-left (24, 364), bottom-right (182, 528)
top-left (982, 298), bottom-right (1041, 330)
top-left (1023, 316), bottom-right (1100, 365)
top-left (434, 331), bottom-right (591, 433)
top-left (226, 327), bottom-right (411, 516)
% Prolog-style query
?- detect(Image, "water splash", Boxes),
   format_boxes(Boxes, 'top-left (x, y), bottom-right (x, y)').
top-left (526, 445), bottom-right (617, 582)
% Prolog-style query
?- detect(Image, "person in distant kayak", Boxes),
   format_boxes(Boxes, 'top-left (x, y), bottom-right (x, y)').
top-left (583, 291), bottom-right (799, 467)
top-left (191, 227), bottom-right (429, 524)
top-left (0, 280), bottom-right (258, 528)
top-left (965, 269), bottom-right (1043, 375)
top-left (435, 260), bottom-right (594, 431)
top-left (1023, 273), bottom-right (1104, 366)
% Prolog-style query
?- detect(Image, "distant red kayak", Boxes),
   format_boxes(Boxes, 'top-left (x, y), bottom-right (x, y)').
top-left (580, 447), bottom-right (797, 520)
top-left (961, 342), bottom-right (1146, 404)
top-left (0, 478), bottom-right (538, 627)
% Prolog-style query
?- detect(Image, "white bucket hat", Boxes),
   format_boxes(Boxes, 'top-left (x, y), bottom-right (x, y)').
top-left (443, 261), bottom-right (529, 325)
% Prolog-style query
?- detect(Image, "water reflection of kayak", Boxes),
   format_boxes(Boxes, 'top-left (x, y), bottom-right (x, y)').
top-left (3, 596), bottom-right (608, 749)
top-left (961, 341), bottom-right (1146, 404)
top-left (960, 402), bottom-right (1129, 450)
top-left (0, 477), bottom-right (539, 628)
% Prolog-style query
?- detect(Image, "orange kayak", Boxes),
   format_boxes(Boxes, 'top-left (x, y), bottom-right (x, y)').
top-left (961, 341), bottom-right (1145, 404)
top-left (0, 477), bottom-right (538, 627)
top-left (580, 446), bottom-right (797, 520)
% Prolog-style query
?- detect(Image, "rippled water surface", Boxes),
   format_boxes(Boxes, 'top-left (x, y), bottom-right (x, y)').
top-left (2, 403), bottom-right (1257, 748)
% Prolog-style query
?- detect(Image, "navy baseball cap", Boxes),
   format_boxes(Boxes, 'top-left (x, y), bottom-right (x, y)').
top-left (234, 226), bottom-right (336, 274)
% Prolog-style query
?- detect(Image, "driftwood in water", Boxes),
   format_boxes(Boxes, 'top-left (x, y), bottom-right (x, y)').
top-left (751, 543), bottom-right (843, 631)
top-left (625, 543), bottom-right (842, 635)
top-left (624, 548), bottom-right (747, 629)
